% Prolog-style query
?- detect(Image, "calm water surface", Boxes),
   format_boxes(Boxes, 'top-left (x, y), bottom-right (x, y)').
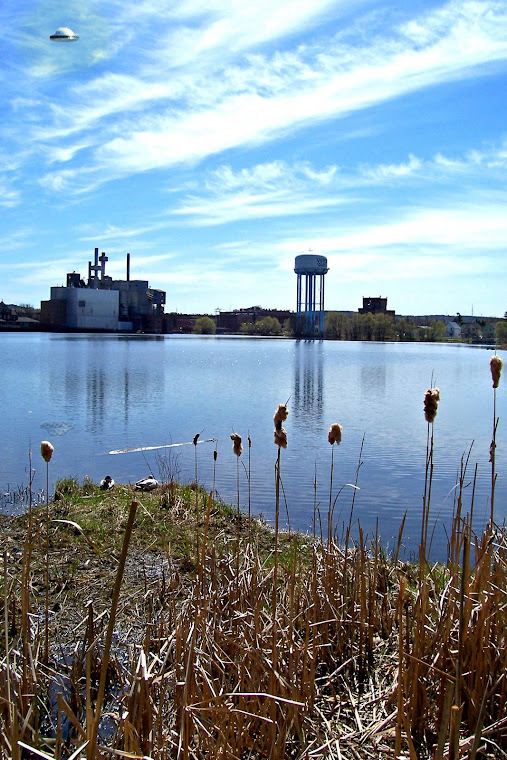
top-left (2, 333), bottom-right (506, 560)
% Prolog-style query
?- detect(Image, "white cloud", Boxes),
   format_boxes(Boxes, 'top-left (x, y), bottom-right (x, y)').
top-left (361, 154), bottom-right (422, 180)
top-left (165, 142), bottom-right (507, 227)
top-left (284, 199), bottom-right (507, 254)
top-left (0, 183), bottom-right (20, 207)
top-left (79, 221), bottom-right (173, 242)
top-left (14, 0), bottom-right (506, 194)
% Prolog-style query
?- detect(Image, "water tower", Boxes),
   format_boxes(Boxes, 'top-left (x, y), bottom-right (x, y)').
top-left (294, 253), bottom-right (329, 336)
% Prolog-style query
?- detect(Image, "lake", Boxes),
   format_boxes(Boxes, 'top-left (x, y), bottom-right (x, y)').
top-left (1, 333), bottom-right (506, 560)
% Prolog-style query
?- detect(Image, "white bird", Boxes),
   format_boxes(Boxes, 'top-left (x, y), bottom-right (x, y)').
top-left (134, 477), bottom-right (159, 492)
top-left (99, 475), bottom-right (115, 490)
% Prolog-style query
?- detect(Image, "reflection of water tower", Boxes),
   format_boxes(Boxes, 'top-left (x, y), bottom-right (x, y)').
top-left (294, 253), bottom-right (329, 336)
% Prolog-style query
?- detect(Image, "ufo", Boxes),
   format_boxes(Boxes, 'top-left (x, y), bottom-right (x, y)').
top-left (50, 27), bottom-right (79, 41)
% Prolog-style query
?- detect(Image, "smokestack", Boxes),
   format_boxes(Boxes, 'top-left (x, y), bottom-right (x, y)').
top-left (126, 252), bottom-right (130, 281)
top-left (93, 247), bottom-right (99, 288)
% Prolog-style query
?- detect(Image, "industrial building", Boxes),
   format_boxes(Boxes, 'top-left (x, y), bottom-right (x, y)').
top-left (40, 249), bottom-right (166, 332)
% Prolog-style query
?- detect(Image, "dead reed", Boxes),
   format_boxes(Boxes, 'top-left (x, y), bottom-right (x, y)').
top-left (2, 480), bottom-right (507, 759)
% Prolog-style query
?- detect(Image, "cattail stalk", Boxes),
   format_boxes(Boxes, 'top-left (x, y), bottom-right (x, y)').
top-left (230, 434), bottom-right (242, 519)
top-left (231, 433), bottom-right (243, 594)
top-left (327, 424), bottom-right (342, 546)
top-left (193, 433), bottom-right (200, 556)
top-left (271, 403), bottom-right (289, 744)
top-left (421, 389), bottom-right (439, 565)
top-left (247, 433), bottom-right (252, 521)
top-left (40, 440), bottom-right (54, 664)
top-left (313, 462), bottom-right (318, 539)
top-left (212, 445), bottom-right (218, 496)
top-left (490, 355), bottom-right (502, 525)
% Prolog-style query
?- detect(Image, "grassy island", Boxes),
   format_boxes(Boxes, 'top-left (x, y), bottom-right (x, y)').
top-left (1, 475), bottom-right (507, 760)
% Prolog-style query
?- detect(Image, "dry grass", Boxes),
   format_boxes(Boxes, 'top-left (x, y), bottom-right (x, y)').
top-left (1, 474), bottom-right (507, 760)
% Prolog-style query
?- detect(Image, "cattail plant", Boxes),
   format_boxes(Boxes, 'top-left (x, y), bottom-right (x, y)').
top-left (40, 440), bottom-right (54, 664)
top-left (273, 403), bottom-right (288, 448)
top-left (212, 445), bottom-right (218, 496)
top-left (489, 355), bottom-right (502, 524)
top-left (247, 433), bottom-right (252, 521)
top-left (230, 433), bottom-right (243, 599)
top-left (327, 423), bottom-right (342, 546)
top-left (271, 402), bottom-right (289, 738)
top-left (193, 433), bottom-right (201, 556)
top-left (230, 433), bottom-right (242, 518)
top-left (193, 432), bottom-right (200, 484)
top-left (407, 388), bottom-right (441, 747)
top-left (421, 388), bottom-right (440, 560)
top-left (273, 404), bottom-right (289, 553)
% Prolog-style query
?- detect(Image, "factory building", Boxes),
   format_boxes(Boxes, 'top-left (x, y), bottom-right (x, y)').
top-left (41, 249), bottom-right (166, 332)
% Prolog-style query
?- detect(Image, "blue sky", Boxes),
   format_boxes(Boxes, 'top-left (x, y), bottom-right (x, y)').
top-left (2, 0), bottom-right (507, 317)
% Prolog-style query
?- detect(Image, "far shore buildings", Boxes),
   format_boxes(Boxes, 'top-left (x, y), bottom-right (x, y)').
top-left (41, 249), bottom-right (166, 333)
top-left (16, 252), bottom-right (502, 339)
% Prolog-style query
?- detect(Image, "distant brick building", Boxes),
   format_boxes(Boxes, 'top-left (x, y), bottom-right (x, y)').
top-left (216, 306), bottom-right (292, 332)
top-left (358, 297), bottom-right (395, 318)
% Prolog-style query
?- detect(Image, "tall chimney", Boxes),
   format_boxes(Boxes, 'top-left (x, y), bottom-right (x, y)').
top-left (126, 252), bottom-right (130, 281)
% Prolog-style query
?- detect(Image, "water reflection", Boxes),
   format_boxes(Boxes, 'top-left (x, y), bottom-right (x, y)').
top-left (360, 363), bottom-right (386, 396)
top-left (2, 333), bottom-right (506, 561)
top-left (293, 340), bottom-right (324, 428)
top-left (87, 368), bottom-right (106, 432)
top-left (50, 336), bottom-right (167, 436)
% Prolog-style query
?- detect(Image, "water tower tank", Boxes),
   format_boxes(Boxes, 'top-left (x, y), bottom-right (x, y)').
top-left (294, 254), bottom-right (328, 275)
top-left (294, 253), bottom-right (329, 336)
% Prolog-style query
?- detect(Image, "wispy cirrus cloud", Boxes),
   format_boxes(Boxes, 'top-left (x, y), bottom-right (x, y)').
top-left (311, 200), bottom-right (507, 252)
top-left (166, 140), bottom-right (507, 226)
top-left (21, 0), bottom-right (506, 196)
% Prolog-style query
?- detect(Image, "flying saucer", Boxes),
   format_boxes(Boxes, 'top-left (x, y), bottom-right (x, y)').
top-left (50, 27), bottom-right (79, 41)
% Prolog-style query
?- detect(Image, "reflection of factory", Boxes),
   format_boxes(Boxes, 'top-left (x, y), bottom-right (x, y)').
top-left (41, 249), bottom-right (166, 332)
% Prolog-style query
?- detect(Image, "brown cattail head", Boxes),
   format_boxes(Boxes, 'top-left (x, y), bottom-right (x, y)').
top-left (328, 423), bottom-right (343, 445)
top-left (423, 388), bottom-right (440, 423)
top-left (273, 404), bottom-right (289, 427)
top-left (230, 433), bottom-right (243, 457)
top-left (274, 427), bottom-right (288, 449)
top-left (490, 355), bottom-right (503, 389)
top-left (40, 441), bottom-right (54, 463)
top-left (273, 403), bottom-right (289, 447)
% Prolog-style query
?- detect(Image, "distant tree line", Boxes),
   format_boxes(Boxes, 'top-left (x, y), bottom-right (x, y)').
top-left (238, 312), bottom-right (448, 340)
top-left (240, 316), bottom-right (282, 335)
top-left (193, 316), bottom-right (216, 334)
top-left (192, 311), bottom-right (506, 343)
top-left (323, 312), bottom-right (447, 341)
top-left (496, 320), bottom-right (507, 345)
